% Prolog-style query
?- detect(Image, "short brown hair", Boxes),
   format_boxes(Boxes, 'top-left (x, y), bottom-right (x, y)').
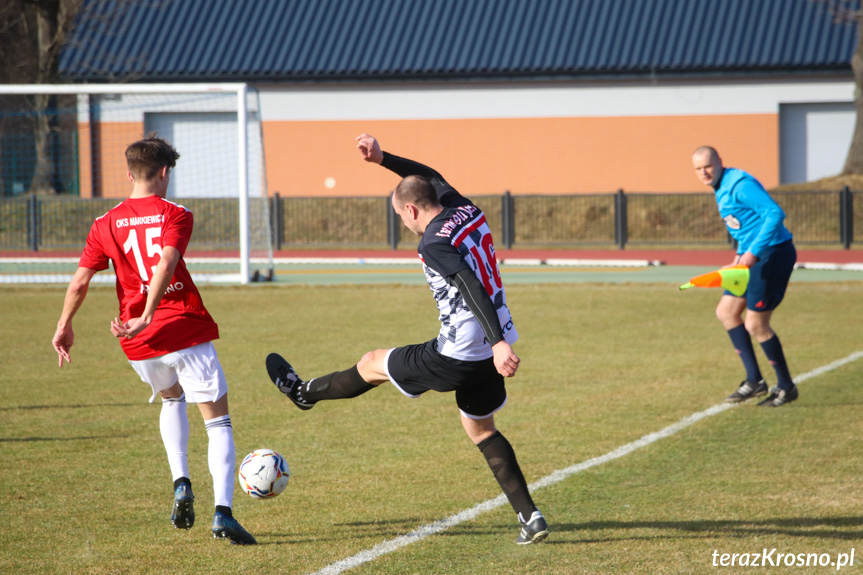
top-left (394, 175), bottom-right (439, 210)
top-left (126, 135), bottom-right (180, 181)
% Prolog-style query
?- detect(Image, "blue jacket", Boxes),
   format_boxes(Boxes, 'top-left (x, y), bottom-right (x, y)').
top-left (714, 168), bottom-right (793, 258)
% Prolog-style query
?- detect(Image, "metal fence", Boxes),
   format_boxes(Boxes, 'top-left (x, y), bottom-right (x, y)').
top-left (1, 189), bottom-right (857, 252)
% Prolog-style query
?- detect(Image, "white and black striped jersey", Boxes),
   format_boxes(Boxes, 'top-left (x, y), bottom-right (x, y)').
top-left (382, 152), bottom-right (518, 361)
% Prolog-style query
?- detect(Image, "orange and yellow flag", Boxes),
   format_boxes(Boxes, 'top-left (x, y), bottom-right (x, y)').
top-left (679, 265), bottom-right (749, 297)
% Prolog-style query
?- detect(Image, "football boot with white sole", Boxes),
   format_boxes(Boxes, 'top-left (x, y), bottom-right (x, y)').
top-left (757, 384), bottom-right (799, 407)
top-left (516, 510), bottom-right (549, 545)
top-left (724, 379), bottom-right (768, 403)
top-left (266, 353), bottom-right (315, 410)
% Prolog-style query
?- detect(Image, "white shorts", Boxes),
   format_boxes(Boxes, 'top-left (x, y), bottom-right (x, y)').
top-left (128, 341), bottom-right (228, 404)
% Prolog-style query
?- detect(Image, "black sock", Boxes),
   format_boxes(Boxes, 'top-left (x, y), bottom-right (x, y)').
top-left (727, 324), bottom-right (763, 383)
top-left (215, 505), bottom-right (232, 518)
top-left (173, 477), bottom-right (191, 490)
top-left (302, 365), bottom-right (374, 402)
top-left (759, 334), bottom-right (794, 390)
top-left (477, 431), bottom-right (536, 519)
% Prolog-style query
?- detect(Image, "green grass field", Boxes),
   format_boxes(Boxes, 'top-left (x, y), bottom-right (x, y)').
top-left (2, 279), bottom-right (862, 574)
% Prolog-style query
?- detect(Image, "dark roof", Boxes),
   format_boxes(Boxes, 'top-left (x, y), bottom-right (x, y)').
top-left (59, 0), bottom-right (859, 83)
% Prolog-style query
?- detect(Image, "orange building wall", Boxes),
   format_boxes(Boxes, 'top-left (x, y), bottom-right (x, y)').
top-left (262, 114), bottom-right (778, 197)
top-left (78, 122), bottom-right (145, 198)
top-left (79, 114), bottom-right (778, 199)
top-left (76, 122), bottom-right (93, 198)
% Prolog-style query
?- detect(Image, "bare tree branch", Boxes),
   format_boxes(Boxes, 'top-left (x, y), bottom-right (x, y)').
top-left (811, 0), bottom-right (863, 175)
top-left (814, 0), bottom-right (863, 22)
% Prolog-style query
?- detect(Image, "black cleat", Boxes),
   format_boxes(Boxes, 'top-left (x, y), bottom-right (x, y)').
top-left (516, 511), bottom-right (549, 545)
top-left (212, 512), bottom-right (257, 545)
top-left (725, 379), bottom-right (768, 403)
top-left (171, 483), bottom-right (195, 530)
top-left (266, 353), bottom-right (315, 410)
top-left (757, 384), bottom-right (798, 407)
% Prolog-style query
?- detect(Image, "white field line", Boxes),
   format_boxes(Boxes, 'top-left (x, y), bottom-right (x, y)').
top-left (309, 350), bottom-right (863, 575)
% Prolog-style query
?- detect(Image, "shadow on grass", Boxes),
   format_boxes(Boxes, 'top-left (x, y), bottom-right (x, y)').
top-left (0, 434), bottom-right (130, 442)
top-left (334, 518), bottom-right (427, 528)
top-left (0, 402), bottom-right (139, 411)
top-left (252, 517), bottom-right (428, 546)
top-left (431, 517), bottom-right (863, 544)
top-left (250, 516), bottom-right (863, 548)
top-left (546, 517), bottom-right (863, 543)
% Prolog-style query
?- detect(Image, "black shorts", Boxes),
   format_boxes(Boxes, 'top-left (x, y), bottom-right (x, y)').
top-left (725, 240), bottom-right (796, 311)
top-left (385, 339), bottom-right (507, 418)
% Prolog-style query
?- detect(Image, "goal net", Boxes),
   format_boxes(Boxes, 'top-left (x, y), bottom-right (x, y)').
top-left (0, 84), bottom-right (274, 284)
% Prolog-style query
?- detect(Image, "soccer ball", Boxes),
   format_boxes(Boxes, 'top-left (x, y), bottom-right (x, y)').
top-left (238, 449), bottom-right (290, 498)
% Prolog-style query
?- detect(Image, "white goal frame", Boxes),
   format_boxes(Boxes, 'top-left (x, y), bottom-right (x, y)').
top-left (1, 83), bottom-right (263, 284)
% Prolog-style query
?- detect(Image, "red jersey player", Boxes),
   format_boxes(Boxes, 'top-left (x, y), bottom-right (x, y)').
top-left (52, 135), bottom-right (256, 545)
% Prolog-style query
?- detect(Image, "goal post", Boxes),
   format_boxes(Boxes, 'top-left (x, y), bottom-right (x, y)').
top-left (0, 83), bottom-right (274, 284)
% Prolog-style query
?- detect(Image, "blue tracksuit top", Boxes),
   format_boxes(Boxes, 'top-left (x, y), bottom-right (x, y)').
top-left (714, 167), bottom-right (793, 259)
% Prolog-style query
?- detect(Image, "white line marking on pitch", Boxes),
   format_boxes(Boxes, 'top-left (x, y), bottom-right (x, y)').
top-left (309, 351), bottom-right (863, 575)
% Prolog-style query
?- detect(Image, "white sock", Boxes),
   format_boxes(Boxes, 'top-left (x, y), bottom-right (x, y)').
top-left (204, 414), bottom-right (235, 508)
top-left (160, 393), bottom-right (190, 482)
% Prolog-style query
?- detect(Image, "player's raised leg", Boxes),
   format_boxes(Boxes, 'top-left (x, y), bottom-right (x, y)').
top-left (265, 351), bottom-right (381, 409)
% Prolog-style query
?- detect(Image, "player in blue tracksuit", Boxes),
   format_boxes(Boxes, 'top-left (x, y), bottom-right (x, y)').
top-left (692, 146), bottom-right (798, 407)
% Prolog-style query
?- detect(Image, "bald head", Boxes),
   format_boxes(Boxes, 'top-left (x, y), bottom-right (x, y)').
top-left (692, 146), bottom-right (724, 187)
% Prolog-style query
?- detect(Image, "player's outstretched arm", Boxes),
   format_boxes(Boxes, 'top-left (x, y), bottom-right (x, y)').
top-left (53, 267), bottom-right (97, 367)
top-left (356, 133), bottom-right (441, 178)
top-left (112, 246), bottom-right (181, 339)
top-left (356, 132), bottom-right (459, 202)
